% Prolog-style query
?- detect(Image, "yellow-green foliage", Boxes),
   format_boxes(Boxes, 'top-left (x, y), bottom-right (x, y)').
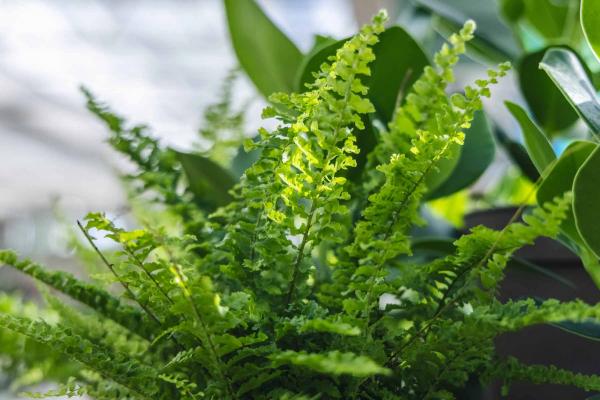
top-left (1, 12), bottom-right (600, 400)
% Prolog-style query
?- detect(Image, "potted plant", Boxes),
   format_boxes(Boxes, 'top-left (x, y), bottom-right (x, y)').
top-left (2, 3), bottom-right (600, 399)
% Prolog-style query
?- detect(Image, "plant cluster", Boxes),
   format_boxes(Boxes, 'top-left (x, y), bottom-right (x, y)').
top-left (2, 8), bottom-right (600, 400)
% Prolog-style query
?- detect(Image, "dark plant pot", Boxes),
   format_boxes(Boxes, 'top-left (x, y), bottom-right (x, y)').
top-left (463, 207), bottom-right (600, 400)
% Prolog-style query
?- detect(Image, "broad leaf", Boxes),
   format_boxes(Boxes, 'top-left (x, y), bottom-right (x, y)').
top-left (224, 0), bottom-right (303, 97)
top-left (175, 151), bottom-right (235, 208)
top-left (539, 47), bottom-right (600, 134)
top-left (500, 0), bottom-right (525, 23)
top-left (494, 127), bottom-right (540, 182)
top-left (231, 143), bottom-right (261, 179)
top-left (522, 0), bottom-right (572, 40)
top-left (297, 26), bottom-right (429, 125)
top-left (428, 110), bottom-right (495, 199)
top-left (424, 143), bottom-right (462, 194)
top-left (582, 0), bottom-right (600, 62)
top-left (531, 297), bottom-right (600, 340)
top-left (293, 35), bottom-right (337, 91)
top-left (537, 140), bottom-right (596, 244)
top-left (518, 47), bottom-right (579, 134)
top-left (505, 101), bottom-right (556, 175)
top-left (510, 257), bottom-right (575, 289)
top-left (574, 145), bottom-right (600, 257)
top-left (554, 319), bottom-right (600, 341)
top-left (417, 0), bottom-right (519, 62)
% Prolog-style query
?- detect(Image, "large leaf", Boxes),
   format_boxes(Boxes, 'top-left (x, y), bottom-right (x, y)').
top-left (510, 257), bottom-right (575, 289)
top-left (554, 319), bottom-right (600, 341)
top-left (296, 26), bottom-right (429, 125)
top-left (522, 0), bottom-right (572, 40)
top-left (537, 140), bottom-right (597, 244)
top-left (539, 47), bottom-right (600, 134)
top-left (574, 145), bottom-right (600, 257)
top-left (500, 0), bottom-right (525, 23)
top-left (505, 101), bottom-right (556, 175)
top-left (346, 115), bottom-right (377, 184)
top-left (231, 143), bottom-right (261, 179)
top-left (424, 143), bottom-right (462, 194)
top-left (293, 35), bottom-right (337, 92)
top-left (582, 0), bottom-right (600, 62)
top-left (532, 297), bottom-right (600, 341)
top-left (518, 47), bottom-right (579, 134)
top-left (494, 127), bottom-right (540, 182)
top-left (175, 151), bottom-right (235, 209)
top-left (417, 0), bottom-right (519, 62)
top-left (428, 111), bottom-right (495, 199)
top-left (224, 0), bottom-right (303, 97)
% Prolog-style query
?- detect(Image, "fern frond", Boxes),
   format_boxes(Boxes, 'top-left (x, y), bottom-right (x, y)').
top-left (271, 350), bottom-right (391, 377)
top-left (0, 250), bottom-right (157, 339)
top-left (0, 314), bottom-right (164, 398)
top-left (488, 357), bottom-right (600, 394)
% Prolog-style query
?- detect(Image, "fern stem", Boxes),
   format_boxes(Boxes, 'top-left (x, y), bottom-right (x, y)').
top-left (77, 220), bottom-right (164, 328)
top-left (385, 186), bottom-right (538, 368)
top-left (418, 352), bottom-right (461, 400)
top-left (391, 68), bottom-right (413, 119)
top-left (360, 147), bottom-right (444, 332)
top-left (171, 263), bottom-right (237, 399)
top-left (160, 239), bottom-right (238, 399)
top-left (285, 200), bottom-right (318, 306)
top-left (125, 248), bottom-right (175, 305)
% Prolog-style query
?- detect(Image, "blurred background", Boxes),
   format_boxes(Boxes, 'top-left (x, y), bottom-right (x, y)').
top-left (0, 0), bottom-right (371, 269)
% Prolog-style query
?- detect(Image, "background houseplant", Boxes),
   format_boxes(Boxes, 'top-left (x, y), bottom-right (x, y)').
top-left (2, 1), bottom-right (600, 399)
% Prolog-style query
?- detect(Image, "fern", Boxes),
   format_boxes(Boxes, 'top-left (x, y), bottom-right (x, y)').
top-left (1, 11), bottom-right (600, 400)
top-left (197, 67), bottom-right (248, 166)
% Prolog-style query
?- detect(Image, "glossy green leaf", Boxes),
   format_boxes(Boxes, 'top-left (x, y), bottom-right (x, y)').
top-left (495, 127), bottom-right (540, 182)
top-left (580, 247), bottom-right (600, 290)
top-left (539, 47), bottom-right (600, 134)
top-left (518, 47), bottom-right (579, 134)
top-left (537, 140), bottom-right (597, 244)
top-left (367, 28), bottom-right (429, 124)
top-left (418, 0), bottom-right (519, 62)
top-left (522, 0), bottom-right (572, 40)
top-left (554, 319), bottom-right (600, 341)
top-left (297, 26), bottom-right (429, 124)
top-left (424, 143), bottom-right (462, 194)
top-left (582, 0), bottom-right (600, 62)
top-left (293, 35), bottom-right (337, 91)
top-left (574, 145), bottom-right (600, 257)
top-left (411, 237), bottom-right (456, 257)
top-left (428, 110), bottom-right (495, 199)
top-left (224, 0), bottom-right (303, 97)
top-left (500, 0), bottom-right (525, 23)
top-left (346, 115), bottom-right (377, 184)
top-left (505, 101), bottom-right (556, 175)
top-left (510, 257), bottom-right (575, 289)
top-left (231, 143), bottom-right (261, 179)
top-left (175, 151), bottom-right (235, 208)
top-left (532, 297), bottom-right (600, 340)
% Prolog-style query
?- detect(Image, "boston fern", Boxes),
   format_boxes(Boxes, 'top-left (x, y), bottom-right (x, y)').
top-left (3, 11), bottom-right (600, 399)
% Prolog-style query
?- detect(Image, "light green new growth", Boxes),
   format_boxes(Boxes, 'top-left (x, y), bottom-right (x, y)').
top-left (1, 12), bottom-right (599, 400)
